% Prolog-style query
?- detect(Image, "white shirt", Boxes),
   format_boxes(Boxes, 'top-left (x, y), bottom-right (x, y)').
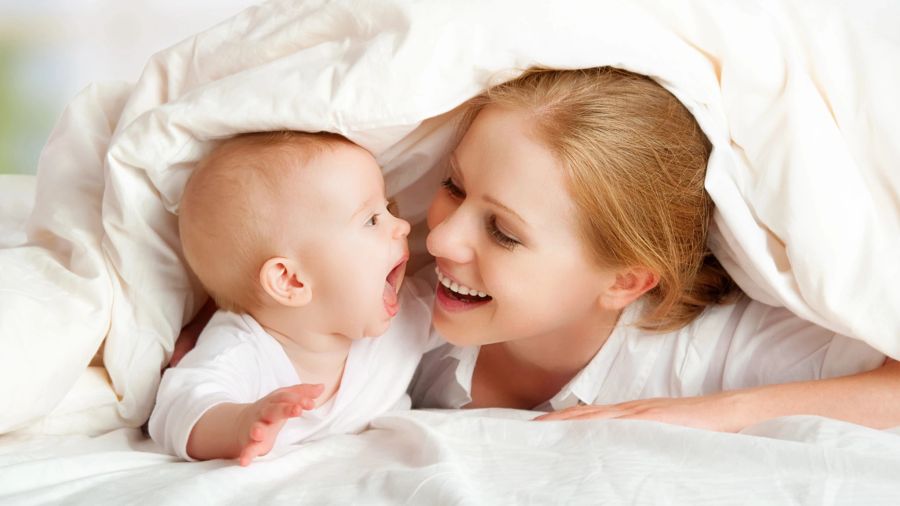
top-left (409, 296), bottom-right (886, 411)
top-left (149, 278), bottom-right (436, 461)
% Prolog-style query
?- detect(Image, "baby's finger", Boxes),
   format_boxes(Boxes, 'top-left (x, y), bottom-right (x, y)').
top-left (239, 442), bottom-right (262, 467)
top-left (286, 383), bottom-right (325, 398)
top-left (249, 422), bottom-right (268, 442)
top-left (274, 384), bottom-right (325, 405)
top-left (260, 402), bottom-right (302, 422)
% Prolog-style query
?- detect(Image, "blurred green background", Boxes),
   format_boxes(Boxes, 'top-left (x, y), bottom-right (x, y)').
top-left (0, 0), bottom-right (257, 175)
top-left (0, 16), bottom-right (67, 175)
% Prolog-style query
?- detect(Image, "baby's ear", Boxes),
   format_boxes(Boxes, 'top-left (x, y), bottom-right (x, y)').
top-left (259, 257), bottom-right (312, 307)
top-left (597, 266), bottom-right (659, 311)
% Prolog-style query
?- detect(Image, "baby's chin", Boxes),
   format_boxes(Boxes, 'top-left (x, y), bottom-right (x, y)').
top-left (359, 315), bottom-right (395, 340)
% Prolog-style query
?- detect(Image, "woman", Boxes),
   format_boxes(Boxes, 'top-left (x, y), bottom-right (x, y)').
top-left (407, 67), bottom-right (899, 432)
top-left (175, 67), bottom-right (899, 432)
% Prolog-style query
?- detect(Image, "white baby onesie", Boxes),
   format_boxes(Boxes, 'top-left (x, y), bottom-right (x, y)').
top-left (150, 277), bottom-right (437, 460)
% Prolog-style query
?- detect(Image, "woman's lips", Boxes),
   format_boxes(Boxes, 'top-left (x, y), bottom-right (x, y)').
top-left (434, 266), bottom-right (491, 299)
top-left (434, 281), bottom-right (492, 312)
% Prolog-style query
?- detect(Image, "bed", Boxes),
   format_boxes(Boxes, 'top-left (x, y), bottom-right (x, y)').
top-left (1, 0), bottom-right (899, 503)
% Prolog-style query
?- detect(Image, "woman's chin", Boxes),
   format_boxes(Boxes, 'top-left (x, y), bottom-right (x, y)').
top-left (432, 311), bottom-right (490, 347)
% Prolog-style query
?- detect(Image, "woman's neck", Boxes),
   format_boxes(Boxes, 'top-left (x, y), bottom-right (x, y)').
top-left (494, 307), bottom-right (622, 379)
top-left (468, 307), bottom-right (622, 410)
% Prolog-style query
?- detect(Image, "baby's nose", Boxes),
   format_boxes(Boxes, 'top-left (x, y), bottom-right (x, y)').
top-left (393, 216), bottom-right (411, 239)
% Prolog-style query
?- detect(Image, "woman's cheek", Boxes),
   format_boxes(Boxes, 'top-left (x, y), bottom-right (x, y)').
top-left (426, 193), bottom-right (453, 230)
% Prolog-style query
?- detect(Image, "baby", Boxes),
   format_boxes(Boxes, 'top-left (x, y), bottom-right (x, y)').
top-left (149, 131), bottom-right (435, 466)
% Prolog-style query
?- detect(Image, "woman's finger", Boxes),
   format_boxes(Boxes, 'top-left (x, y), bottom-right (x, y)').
top-left (563, 409), bottom-right (631, 421)
top-left (535, 405), bottom-right (630, 421)
top-left (534, 406), bottom-right (601, 421)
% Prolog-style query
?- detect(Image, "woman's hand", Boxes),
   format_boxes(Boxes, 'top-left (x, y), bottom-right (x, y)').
top-left (535, 360), bottom-right (900, 432)
top-left (169, 298), bottom-right (217, 368)
top-left (533, 392), bottom-right (752, 432)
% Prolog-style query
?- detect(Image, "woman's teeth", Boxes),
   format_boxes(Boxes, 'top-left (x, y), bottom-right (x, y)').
top-left (435, 267), bottom-right (490, 299)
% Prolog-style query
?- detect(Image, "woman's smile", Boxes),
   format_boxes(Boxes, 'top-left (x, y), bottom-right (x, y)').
top-left (434, 265), bottom-right (493, 312)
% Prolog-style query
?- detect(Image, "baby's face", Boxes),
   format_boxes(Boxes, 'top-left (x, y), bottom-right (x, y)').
top-left (282, 144), bottom-right (410, 339)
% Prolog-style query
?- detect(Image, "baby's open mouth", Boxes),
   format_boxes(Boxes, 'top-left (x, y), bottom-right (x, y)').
top-left (383, 257), bottom-right (407, 317)
top-left (386, 259), bottom-right (406, 293)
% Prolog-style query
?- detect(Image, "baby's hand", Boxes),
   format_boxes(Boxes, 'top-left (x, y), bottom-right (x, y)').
top-left (236, 383), bottom-right (324, 466)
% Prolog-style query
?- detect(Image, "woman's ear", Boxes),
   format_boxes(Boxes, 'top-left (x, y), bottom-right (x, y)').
top-left (597, 267), bottom-right (659, 310)
top-left (259, 257), bottom-right (312, 307)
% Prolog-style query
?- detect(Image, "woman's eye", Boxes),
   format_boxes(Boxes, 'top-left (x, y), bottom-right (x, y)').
top-left (441, 177), bottom-right (465, 199)
top-left (367, 213), bottom-right (380, 227)
top-left (487, 216), bottom-right (520, 250)
top-left (386, 198), bottom-right (399, 216)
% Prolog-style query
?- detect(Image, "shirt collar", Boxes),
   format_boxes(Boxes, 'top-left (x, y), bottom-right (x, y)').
top-left (541, 302), bottom-right (655, 411)
top-left (434, 300), bottom-right (664, 411)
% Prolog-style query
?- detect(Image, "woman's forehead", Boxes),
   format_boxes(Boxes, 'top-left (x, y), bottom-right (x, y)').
top-left (454, 107), bottom-right (579, 232)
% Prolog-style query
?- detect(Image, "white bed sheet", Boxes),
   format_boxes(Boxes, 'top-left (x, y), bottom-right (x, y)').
top-left (2, 410), bottom-right (900, 505)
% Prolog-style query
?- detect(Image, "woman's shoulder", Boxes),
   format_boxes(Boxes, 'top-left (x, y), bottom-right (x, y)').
top-left (687, 295), bottom-right (830, 342)
top-left (677, 294), bottom-right (777, 340)
top-left (625, 295), bottom-right (767, 356)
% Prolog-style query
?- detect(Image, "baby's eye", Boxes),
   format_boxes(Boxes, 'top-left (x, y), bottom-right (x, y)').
top-left (441, 177), bottom-right (465, 199)
top-left (367, 213), bottom-right (380, 227)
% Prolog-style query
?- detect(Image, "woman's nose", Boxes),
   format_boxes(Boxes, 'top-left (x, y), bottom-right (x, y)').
top-left (425, 208), bottom-right (474, 264)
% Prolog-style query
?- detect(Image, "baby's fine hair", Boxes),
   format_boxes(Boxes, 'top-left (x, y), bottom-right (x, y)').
top-left (178, 130), bottom-right (351, 314)
top-left (461, 67), bottom-right (740, 331)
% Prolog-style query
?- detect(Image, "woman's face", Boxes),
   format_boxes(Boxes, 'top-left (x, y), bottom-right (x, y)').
top-left (426, 105), bottom-right (620, 347)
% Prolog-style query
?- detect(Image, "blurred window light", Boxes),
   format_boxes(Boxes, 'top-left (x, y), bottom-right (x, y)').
top-left (0, 0), bottom-right (258, 175)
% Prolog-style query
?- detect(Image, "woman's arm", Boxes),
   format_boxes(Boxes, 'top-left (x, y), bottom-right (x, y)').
top-left (169, 298), bottom-right (217, 367)
top-left (536, 359), bottom-right (900, 432)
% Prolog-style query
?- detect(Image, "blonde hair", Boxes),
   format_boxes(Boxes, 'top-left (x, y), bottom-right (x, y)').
top-left (179, 131), bottom-right (350, 313)
top-left (462, 67), bottom-right (739, 331)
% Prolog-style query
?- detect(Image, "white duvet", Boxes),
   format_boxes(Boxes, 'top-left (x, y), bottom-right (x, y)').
top-left (3, 410), bottom-right (900, 505)
top-left (0, 1), bottom-right (899, 499)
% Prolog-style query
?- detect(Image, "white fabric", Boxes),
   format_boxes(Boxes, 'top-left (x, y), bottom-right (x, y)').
top-left (1, 0), bottom-right (898, 435)
top-left (0, 175), bottom-right (35, 249)
top-left (3, 411), bottom-right (900, 504)
top-left (0, 176), bottom-right (122, 436)
top-left (412, 297), bottom-right (886, 410)
top-left (149, 279), bottom-right (435, 460)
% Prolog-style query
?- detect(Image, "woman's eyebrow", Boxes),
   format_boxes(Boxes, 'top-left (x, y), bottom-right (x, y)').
top-left (449, 154), bottom-right (465, 182)
top-left (451, 153), bottom-right (528, 227)
top-left (483, 194), bottom-right (528, 227)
